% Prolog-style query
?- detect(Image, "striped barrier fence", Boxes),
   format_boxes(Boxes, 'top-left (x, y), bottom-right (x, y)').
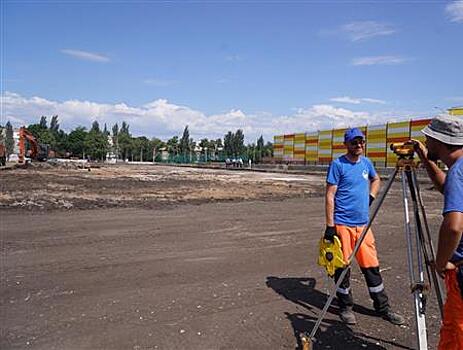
top-left (305, 132), bottom-right (318, 164)
top-left (293, 133), bottom-right (306, 163)
top-left (283, 134), bottom-right (294, 163)
top-left (273, 135), bottom-right (284, 162)
top-left (366, 124), bottom-right (387, 168)
top-left (318, 130), bottom-right (332, 164)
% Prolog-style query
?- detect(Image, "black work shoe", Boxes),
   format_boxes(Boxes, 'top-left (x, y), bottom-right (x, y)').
top-left (339, 308), bottom-right (357, 325)
top-left (382, 310), bottom-right (405, 325)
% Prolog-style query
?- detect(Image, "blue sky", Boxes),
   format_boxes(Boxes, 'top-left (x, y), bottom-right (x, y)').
top-left (2, 1), bottom-right (463, 142)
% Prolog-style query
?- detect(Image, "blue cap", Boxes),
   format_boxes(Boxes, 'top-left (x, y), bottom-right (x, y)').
top-left (344, 128), bottom-right (365, 143)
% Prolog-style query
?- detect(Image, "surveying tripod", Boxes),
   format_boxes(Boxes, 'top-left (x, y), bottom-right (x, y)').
top-left (302, 143), bottom-right (445, 350)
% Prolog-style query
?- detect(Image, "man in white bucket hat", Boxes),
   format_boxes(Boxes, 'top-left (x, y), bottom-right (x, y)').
top-left (412, 114), bottom-right (463, 350)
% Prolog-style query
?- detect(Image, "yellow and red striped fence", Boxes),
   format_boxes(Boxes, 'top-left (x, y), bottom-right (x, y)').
top-left (273, 114), bottom-right (462, 167)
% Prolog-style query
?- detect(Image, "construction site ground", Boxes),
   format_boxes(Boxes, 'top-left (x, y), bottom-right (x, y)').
top-left (1, 163), bottom-right (443, 349)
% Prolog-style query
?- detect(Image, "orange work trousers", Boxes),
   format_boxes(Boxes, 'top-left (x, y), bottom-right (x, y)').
top-left (438, 269), bottom-right (463, 350)
top-left (335, 225), bottom-right (379, 268)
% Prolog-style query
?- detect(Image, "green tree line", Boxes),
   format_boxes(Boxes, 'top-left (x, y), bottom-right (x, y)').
top-left (0, 116), bottom-right (273, 163)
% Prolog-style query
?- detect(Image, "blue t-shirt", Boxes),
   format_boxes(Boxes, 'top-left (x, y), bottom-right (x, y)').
top-left (326, 155), bottom-right (377, 226)
top-left (443, 156), bottom-right (463, 263)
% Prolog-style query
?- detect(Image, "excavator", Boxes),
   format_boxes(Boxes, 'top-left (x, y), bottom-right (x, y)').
top-left (0, 143), bottom-right (6, 166)
top-left (18, 127), bottom-right (51, 163)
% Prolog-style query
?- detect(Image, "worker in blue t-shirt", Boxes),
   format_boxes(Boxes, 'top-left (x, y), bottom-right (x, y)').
top-left (412, 114), bottom-right (463, 350)
top-left (325, 128), bottom-right (405, 325)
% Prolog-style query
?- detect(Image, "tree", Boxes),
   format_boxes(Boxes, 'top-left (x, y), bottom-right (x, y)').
top-left (150, 137), bottom-right (165, 162)
top-left (264, 141), bottom-right (273, 158)
top-left (189, 137), bottom-right (196, 162)
top-left (224, 131), bottom-right (234, 157)
top-left (121, 121), bottom-right (129, 134)
top-left (179, 125), bottom-right (190, 160)
top-left (112, 123), bottom-right (119, 159)
top-left (118, 121), bottom-right (132, 161)
top-left (28, 116), bottom-right (57, 149)
top-left (133, 136), bottom-right (150, 161)
top-left (5, 121), bottom-right (14, 156)
top-left (256, 135), bottom-right (265, 163)
top-left (233, 129), bottom-right (245, 157)
top-left (50, 115), bottom-right (59, 132)
top-left (199, 138), bottom-right (209, 161)
top-left (214, 138), bottom-right (223, 160)
top-left (46, 115), bottom-right (67, 156)
top-left (84, 122), bottom-right (109, 161)
top-left (246, 143), bottom-right (256, 162)
top-left (39, 116), bottom-right (47, 129)
top-left (67, 127), bottom-right (88, 158)
top-left (54, 129), bottom-right (68, 156)
top-left (166, 136), bottom-right (179, 157)
top-left (91, 121), bottom-right (101, 133)
top-left (27, 123), bottom-right (45, 139)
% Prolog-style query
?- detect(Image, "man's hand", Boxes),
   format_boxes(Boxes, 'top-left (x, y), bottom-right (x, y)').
top-left (408, 139), bottom-right (428, 162)
top-left (433, 261), bottom-right (456, 279)
top-left (324, 226), bottom-right (336, 243)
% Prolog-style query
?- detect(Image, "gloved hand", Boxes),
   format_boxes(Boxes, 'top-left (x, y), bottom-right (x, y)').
top-left (324, 226), bottom-right (336, 243)
top-left (369, 194), bottom-right (376, 207)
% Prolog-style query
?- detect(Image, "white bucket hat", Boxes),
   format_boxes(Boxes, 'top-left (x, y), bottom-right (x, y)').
top-left (422, 114), bottom-right (463, 146)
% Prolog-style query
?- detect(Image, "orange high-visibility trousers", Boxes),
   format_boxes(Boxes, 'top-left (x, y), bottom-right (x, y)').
top-left (438, 269), bottom-right (463, 350)
top-left (335, 225), bottom-right (379, 268)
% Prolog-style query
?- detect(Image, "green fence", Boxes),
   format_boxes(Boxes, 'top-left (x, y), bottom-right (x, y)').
top-left (158, 152), bottom-right (250, 164)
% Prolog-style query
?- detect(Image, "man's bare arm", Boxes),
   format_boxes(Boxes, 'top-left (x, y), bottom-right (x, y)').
top-left (325, 184), bottom-right (337, 227)
top-left (411, 139), bottom-right (446, 193)
top-left (435, 212), bottom-right (463, 275)
top-left (370, 174), bottom-right (380, 198)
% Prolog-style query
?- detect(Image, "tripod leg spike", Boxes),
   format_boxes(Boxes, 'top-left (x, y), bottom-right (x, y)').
top-left (300, 333), bottom-right (312, 350)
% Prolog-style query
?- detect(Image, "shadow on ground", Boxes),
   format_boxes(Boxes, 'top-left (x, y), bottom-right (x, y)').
top-left (266, 276), bottom-right (413, 350)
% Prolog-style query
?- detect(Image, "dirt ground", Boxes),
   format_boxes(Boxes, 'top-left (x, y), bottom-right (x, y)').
top-left (1, 163), bottom-right (444, 349)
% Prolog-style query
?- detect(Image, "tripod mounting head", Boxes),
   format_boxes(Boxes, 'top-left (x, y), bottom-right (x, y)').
top-left (390, 142), bottom-right (415, 158)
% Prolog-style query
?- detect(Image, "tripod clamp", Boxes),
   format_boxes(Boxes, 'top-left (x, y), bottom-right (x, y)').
top-left (410, 281), bottom-right (430, 314)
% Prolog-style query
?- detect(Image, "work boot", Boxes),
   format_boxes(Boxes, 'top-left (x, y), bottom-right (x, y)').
top-left (381, 309), bottom-right (405, 325)
top-left (339, 307), bottom-right (357, 325)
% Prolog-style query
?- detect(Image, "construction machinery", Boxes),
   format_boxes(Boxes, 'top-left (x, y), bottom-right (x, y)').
top-left (0, 143), bottom-right (6, 166)
top-left (18, 127), bottom-right (51, 163)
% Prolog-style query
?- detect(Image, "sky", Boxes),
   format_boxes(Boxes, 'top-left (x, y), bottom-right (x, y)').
top-left (2, 0), bottom-right (463, 142)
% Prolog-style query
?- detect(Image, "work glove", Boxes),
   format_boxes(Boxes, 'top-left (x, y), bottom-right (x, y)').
top-left (324, 226), bottom-right (336, 243)
top-left (369, 194), bottom-right (376, 207)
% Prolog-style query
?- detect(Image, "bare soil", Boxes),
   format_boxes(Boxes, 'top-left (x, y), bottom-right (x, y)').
top-left (1, 163), bottom-right (444, 349)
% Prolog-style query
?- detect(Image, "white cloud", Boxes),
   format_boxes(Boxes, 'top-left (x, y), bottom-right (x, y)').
top-left (446, 1), bottom-right (463, 22)
top-left (3, 91), bottom-right (418, 142)
top-left (341, 21), bottom-right (397, 41)
top-left (60, 49), bottom-right (110, 63)
top-left (330, 96), bottom-right (386, 105)
top-left (143, 79), bottom-right (177, 87)
top-left (225, 54), bottom-right (243, 62)
top-left (351, 55), bottom-right (409, 66)
top-left (361, 98), bottom-right (387, 104)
